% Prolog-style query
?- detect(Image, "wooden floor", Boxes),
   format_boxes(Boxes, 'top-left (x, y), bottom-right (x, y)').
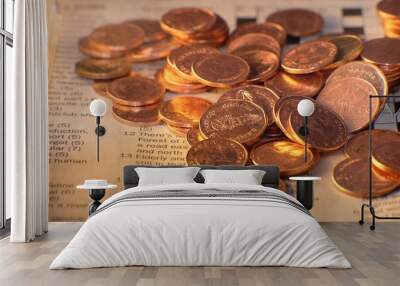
top-left (0, 222), bottom-right (399, 286)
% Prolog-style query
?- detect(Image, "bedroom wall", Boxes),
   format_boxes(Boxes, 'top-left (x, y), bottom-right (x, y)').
top-left (47, 0), bottom-right (400, 222)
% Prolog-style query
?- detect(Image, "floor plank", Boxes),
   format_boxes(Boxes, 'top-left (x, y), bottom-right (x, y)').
top-left (0, 222), bottom-right (399, 286)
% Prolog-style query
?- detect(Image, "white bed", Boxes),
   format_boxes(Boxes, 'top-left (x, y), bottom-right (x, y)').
top-left (50, 182), bottom-right (351, 269)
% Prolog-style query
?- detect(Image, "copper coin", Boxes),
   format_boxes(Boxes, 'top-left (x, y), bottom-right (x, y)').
top-left (200, 100), bottom-right (267, 144)
top-left (161, 8), bottom-right (216, 34)
top-left (92, 79), bottom-right (112, 97)
top-left (79, 37), bottom-right (125, 59)
top-left (108, 75), bottom-right (165, 107)
top-left (186, 138), bottom-right (248, 166)
top-left (264, 71), bottom-right (324, 98)
top-left (327, 61), bottom-right (388, 98)
top-left (250, 139), bottom-right (319, 177)
top-left (174, 15), bottom-right (228, 41)
top-left (128, 38), bottom-right (181, 62)
top-left (230, 22), bottom-right (287, 46)
top-left (267, 9), bottom-right (324, 37)
top-left (373, 142), bottom-right (400, 176)
top-left (192, 54), bottom-right (250, 88)
top-left (346, 130), bottom-right (400, 159)
top-left (75, 58), bottom-right (131, 80)
top-left (317, 77), bottom-right (379, 133)
top-left (156, 69), bottom-right (209, 94)
top-left (237, 50), bottom-right (280, 82)
top-left (187, 128), bottom-right (205, 146)
top-left (274, 96), bottom-right (308, 141)
top-left (166, 124), bottom-right (191, 137)
top-left (282, 40), bottom-right (337, 74)
top-left (321, 34), bottom-right (363, 70)
top-left (288, 103), bottom-right (348, 151)
top-left (124, 19), bottom-right (167, 43)
top-left (112, 102), bottom-right (160, 127)
top-left (219, 85), bottom-right (279, 127)
top-left (162, 65), bottom-right (204, 87)
top-left (333, 158), bottom-right (399, 198)
top-left (159, 96), bottom-right (213, 128)
top-left (377, 0), bottom-right (400, 20)
top-left (167, 45), bottom-right (219, 81)
top-left (89, 23), bottom-right (145, 52)
top-left (361, 38), bottom-right (400, 66)
top-left (227, 33), bottom-right (281, 57)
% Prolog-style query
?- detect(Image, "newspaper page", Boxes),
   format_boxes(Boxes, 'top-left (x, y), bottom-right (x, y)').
top-left (48, 0), bottom-right (400, 221)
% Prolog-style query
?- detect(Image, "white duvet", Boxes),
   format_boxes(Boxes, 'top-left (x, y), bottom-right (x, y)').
top-left (50, 183), bottom-right (351, 269)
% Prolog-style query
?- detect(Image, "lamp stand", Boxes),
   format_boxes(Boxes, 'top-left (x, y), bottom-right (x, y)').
top-left (298, 116), bottom-right (309, 164)
top-left (94, 116), bottom-right (106, 162)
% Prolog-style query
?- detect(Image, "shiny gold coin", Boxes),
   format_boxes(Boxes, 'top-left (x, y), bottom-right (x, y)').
top-left (230, 22), bottom-right (287, 46)
top-left (317, 77), bottom-right (379, 133)
top-left (159, 96), bottom-right (213, 128)
top-left (186, 128), bottom-right (205, 146)
top-left (108, 75), bottom-right (165, 107)
top-left (75, 58), bottom-right (131, 80)
top-left (89, 23), bottom-right (145, 52)
top-left (250, 139), bottom-right (319, 177)
top-left (200, 99), bottom-right (267, 144)
top-left (372, 142), bottom-right (400, 176)
top-left (228, 33), bottom-right (281, 57)
top-left (321, 34), bottom-right (363, 69)
top-left (167, 45), bottom-right (219, 81)
top-left (333, 158), bottom-right (399, 198)
top-left (161, 8), bottom-right (217, 34)
top-left (166, 124), bottom-right (191, 137)
top-left (345, 130), bottom-right (400, 158)
top-left (264, 71), bottom-right (324, 98)
top-left (219, 85), bottom-right (279, 127)
top-left (237, 50), bottom-right (280, 82)
top-left (267, 9), bottom-right (324, 37)
top-left (128, 38), bottom-right (180, 62)
top-left (124, 19), bottom-right (168, 43)
top-left (112, 102), bottom-right (160, 127)
top-left (79, 37), bottom-right (126, 59)
top-left (186, 138), bottom-right (248, 166)
top-left (282, 40), bottom-right (337, 74)
top-left (192, 54), bottom-right (250, 88)
top-left (288, 103), bottom-right (348, 151)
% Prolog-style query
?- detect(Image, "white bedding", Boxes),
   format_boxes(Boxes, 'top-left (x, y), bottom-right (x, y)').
top-left (50, 183), bottom-right (351, 269)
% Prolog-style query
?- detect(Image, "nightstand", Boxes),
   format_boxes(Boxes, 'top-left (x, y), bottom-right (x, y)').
top-left (289, 176), bottom-right (321, 210)
top-left (77, 180), bottom-right (117, 215)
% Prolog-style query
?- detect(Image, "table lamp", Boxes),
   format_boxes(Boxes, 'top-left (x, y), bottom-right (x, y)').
top-left (89, 99), bottom-right (107, 162)
top-left (297, 99), bottom-right (315, 163)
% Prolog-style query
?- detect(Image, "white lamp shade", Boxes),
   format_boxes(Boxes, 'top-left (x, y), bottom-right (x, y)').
top-left (297, 99), bottom-right (315, 117)
top-left (90, 99), bottom-right (107, 117)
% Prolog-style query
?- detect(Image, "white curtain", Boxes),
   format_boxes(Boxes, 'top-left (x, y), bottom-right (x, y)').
top-left (9, 0), bottom-right (49, 242)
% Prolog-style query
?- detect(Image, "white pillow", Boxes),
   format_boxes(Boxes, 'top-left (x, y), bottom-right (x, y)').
top-left (200, 169), bottom-right (266, 185)
top-left (135, 167), bottom-right (200, 186)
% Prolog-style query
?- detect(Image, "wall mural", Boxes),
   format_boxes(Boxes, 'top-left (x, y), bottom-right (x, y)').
top-left (48, 0), bottom-right (400, 222)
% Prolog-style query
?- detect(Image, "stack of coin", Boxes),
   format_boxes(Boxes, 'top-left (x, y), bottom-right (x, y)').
top-left (227, 33), bottom-right (281, 83)
top-left (107, 74), bottom-right (165, 126)
top-left (159, 96), bottom-right (213, 137)
top-left (157, 45), bottom-right (219, 93)
top-left (160, 8), bottom-right (229, 47)
top-left (230, 22), bottom-right (287, 47)
top-left (361, 37), bottom-right (400, 88)
top-left (377, 0), bottom-right (400, 38)
top-left (332, 130), bottom-right (400, 198)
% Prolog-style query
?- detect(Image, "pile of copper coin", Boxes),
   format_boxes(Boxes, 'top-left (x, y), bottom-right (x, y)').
top-left (361, 37), bottom-right (400, 88)
top-left (160, 8), bottom-right (229, 47)
top-left (377, 0), bottom-right (400, 38)
top-left (75, 7), bottom-right (400, 198)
